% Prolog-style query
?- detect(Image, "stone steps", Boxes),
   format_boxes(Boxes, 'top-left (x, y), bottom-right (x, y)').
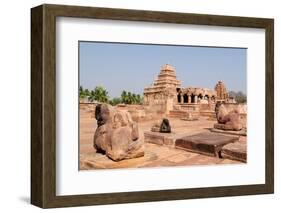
top-left (169, 110), bottom-right (187, 115)
top-left (168, 110), bottom-right (188, 118)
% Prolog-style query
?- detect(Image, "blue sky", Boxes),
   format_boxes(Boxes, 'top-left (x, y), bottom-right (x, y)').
top-left (79, 42), bottom-right (246, 99)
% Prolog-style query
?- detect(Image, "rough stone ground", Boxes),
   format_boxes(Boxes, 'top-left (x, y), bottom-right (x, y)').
top-left (79, 108), bottom-right (246, 170)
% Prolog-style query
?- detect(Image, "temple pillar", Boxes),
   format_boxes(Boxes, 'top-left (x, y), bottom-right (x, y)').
top-left (188, 95), bottom-right (191, 103)
top-left (194, 95), bottom-right (198, 103)
top-left (181, 95), bottom-right (184, 104)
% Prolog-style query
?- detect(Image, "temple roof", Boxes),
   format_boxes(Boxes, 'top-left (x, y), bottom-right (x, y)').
top-left (214, 81), bottom-right (227, 91)
top-left (144, 64), bottom-right (181, 93)
top-left (161, 64), bottom-right (175, 71)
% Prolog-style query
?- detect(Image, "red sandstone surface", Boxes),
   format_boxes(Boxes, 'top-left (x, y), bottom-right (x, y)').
top-left (79, 107), bottom-right (246, 170)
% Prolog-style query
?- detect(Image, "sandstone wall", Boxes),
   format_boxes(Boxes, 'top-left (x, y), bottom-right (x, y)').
top-left (199, 103), bottom-right (215, 111)
top-left (79, 102), bottom-right (168, 124)
top-left (80, 103), bottom-right (96, 112)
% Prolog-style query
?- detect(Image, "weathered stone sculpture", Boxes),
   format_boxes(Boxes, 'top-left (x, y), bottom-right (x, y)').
top-left (93, 104), bottom-right (145, 161)
top-left (160, 118), bottom-right (171, 133)
top-left (214, 103), bottom-right (242, 131)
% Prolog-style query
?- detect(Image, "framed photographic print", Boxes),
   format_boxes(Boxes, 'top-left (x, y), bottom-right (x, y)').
top-left (31, 4), bottom-right (274, 208)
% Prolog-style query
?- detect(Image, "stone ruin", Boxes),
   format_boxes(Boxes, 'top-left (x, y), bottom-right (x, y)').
top-left (143, 64), bottom-right (234, 119)
top-left (214, 103), bottom-right (243, 131)
top-left (79, 64), bottom-right (248, 167)
top-left (93, 104), bottom-right (145, 161)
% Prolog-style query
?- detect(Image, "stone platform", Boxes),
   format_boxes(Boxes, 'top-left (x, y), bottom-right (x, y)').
top-left (210, 127), bottom-right (247, 136)
top-left (221, 141), bottom-right (247, 162)
top-left (80, 143), bottom-right (240, 170)
top-left (144, 131), bottom-right (179, 147)
top-left (175, 132), bottom-right (239, 157)
top-left (80, 108), bottom-right (246, 169)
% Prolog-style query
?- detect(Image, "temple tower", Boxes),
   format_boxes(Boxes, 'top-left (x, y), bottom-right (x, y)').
top-left (143, 64), bottom-right (181, 113)
top-left (152, 64), bottom-right (181, 90)
top-left (214, 81), bottom-right (229, 101)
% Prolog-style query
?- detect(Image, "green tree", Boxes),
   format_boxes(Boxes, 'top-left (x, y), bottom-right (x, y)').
top-left (79, 86), bottom-right (83, 93)
top-left (109, 97), bottom-right (122, 106)
top-left (127, 92), bottom-right (133, 104)
top-left (136, 94), bottom-right (143, 104)
top-left (229, 91), bottom-right (247, 103)
top-left (132, 93), bottom-right (137, 103)
top-left (120, 90), bottom-right (143, 104)
top-left (235, 91), bottom-right (247, 103)
top-left (79, 86), bottom-right (85, 99)
top-left (121, 90), bottom-right (128, 104)
top-left (89, 86), bottom-right (109, 103)
top-left (84, 88), bottom-right (90, 96)
top-left (79, 86), bottom-right (90, 99)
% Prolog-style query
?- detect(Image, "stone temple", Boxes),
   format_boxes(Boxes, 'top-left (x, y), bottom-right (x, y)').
top-left (79, 63), bottom-right (247, 169)
top-left (143, 64), bottom-right (232, 116)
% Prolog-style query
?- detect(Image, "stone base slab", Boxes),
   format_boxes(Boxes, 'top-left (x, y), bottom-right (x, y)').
top-left (144, 131), bottom-right (179, 147)
top-left (210, 127), bottom-right (247, 136)
top-left (175, 132), bottom-right (239, 157)
top-left (180, 118), bottom-right (199, 121)
top-left (221, 141), bottom-right (247, 162)
top-left (214, 123), bottom-right (243, 132)
top-left (214, 123), bottom-right (228, 130)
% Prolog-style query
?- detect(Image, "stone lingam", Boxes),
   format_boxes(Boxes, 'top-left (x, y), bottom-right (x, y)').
top-left (151, 118), bottom-right (171, 133)
top-left (93, 104), bottom-right (145, 161)
top-left (160, 118), bottom-right (171, 133)
top-left (214, 103), bottom-right (243, 131)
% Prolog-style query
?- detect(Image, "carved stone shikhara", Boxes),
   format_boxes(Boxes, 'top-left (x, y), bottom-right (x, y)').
top-left (214, 81), bottom-right (229, 101)
top-left (93, 104), bottom-right (145, 161)
top-left (214, 103), bottom-right (243, 131)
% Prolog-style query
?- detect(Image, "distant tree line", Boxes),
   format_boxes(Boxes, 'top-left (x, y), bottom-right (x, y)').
top-left (79, 86), bottom-right (143, 105)
top-left (228, 91), bottom-right (247, 103)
